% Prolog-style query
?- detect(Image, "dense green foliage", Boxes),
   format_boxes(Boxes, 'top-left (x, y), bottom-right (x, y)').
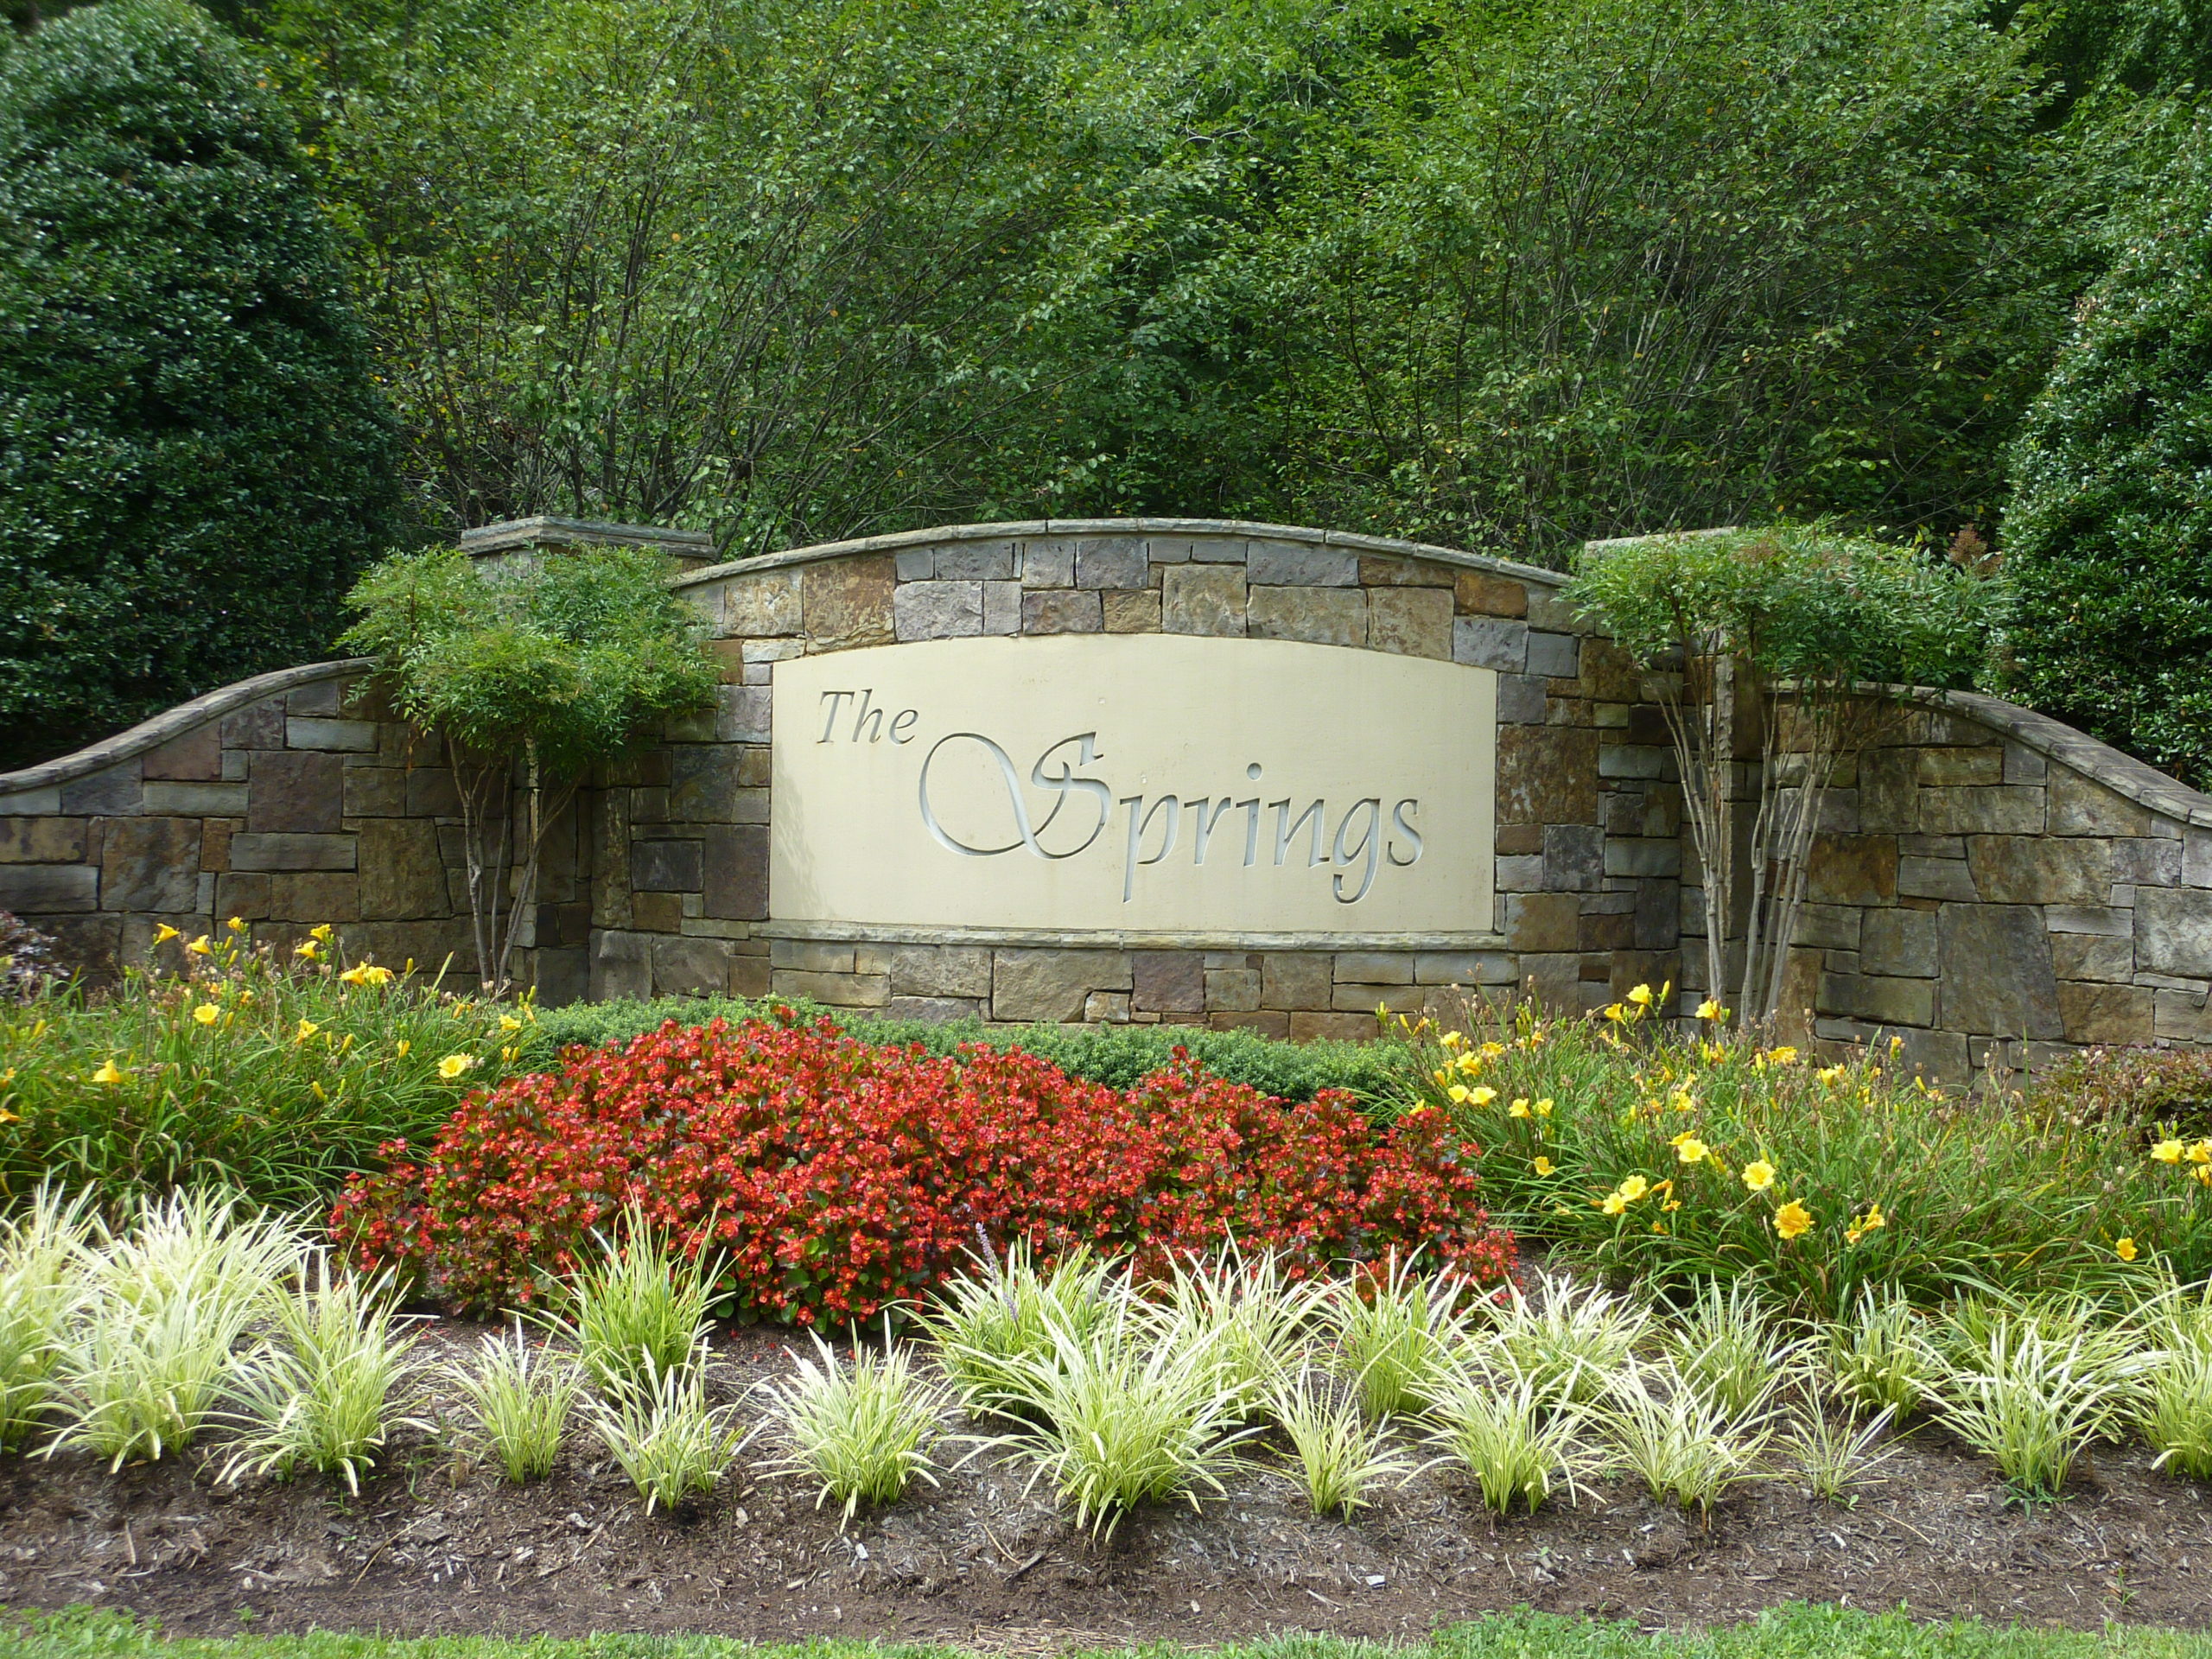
top-left (2000, 139), bottom-right (2212, 791)
top-left (0, 0), bottom-right (397, 767)
top-left (525, 995), bottom-right (1405, 1107)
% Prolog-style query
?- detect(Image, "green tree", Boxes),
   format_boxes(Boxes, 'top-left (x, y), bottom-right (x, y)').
top-left (2000, 137), bottom-right (2212, 791)
top-left (0, 0), bottom-right (398, 768)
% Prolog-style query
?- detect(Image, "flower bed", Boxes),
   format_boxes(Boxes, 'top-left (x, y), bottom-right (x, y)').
top-left (333, 1013), bottom-right (1512, 1324)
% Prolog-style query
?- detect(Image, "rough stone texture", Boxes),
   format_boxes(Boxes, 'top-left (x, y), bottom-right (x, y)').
top-left (247, 750), bottom-right (343, 835)
top-left (1132, 950), bottom-right (1205, 1013)
top-left (702, 826), bottom-right (768, 921)
top-left (893, 580), bottom-right (983, 641)
top-left (1367, 588), bottom-right (1453, 659)
top-left (1247, 586), bottom-right (1366, 647)
top-left (1022, 589), bottom-right (1103, 633)
top-left (993, 949), bottom-right (1133, 1022)
top-left (1966, 836), bottom-right (2112, 906)
top-left (1103, 589), bottom-right (1162, 633)
top-left (802, 555), bottom-right (895, 649)
top-left (356, 818), bottom-right (447, 920)
top-left (2138, 886), bottom-right (2212, 978)
top-left (1161, 565), bottom-right (1247, 637)
top-left (1939, 904), bottom-right (2063, 1039)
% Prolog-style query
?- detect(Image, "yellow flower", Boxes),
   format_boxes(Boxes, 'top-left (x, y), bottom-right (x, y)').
top-left (1773, 1200), bottom-right (1814, 1240)
top-left (186, 936), bottom-right (213, 957)
top-left (1468, 1085), bottom-right (1497, 1105)
top-left (1675, 1136), bottom-right (1709, 1164)
top-left (1447, 1084), bottom-right (1472, 1104)
top-left (1741, 1160), bottom-right (1777, 1192)
top-left (1480, 1041), bottom-right (1505, 1059)
top-left (1695, 998), bottom-right (1725, 1021)
top-left (1603, 1003), bottom-right (1628, 1023)
top-left (152, 924), bottom-right (181, 944)
top-left (308, 923), bottom-right (333, 943)
top-left (1432, 1068), bottom-right (1452, 1088)
top-left (1627, 983), bottom-right (1654, 1007)
top-left (1669, 1089), bottom-right (1695, 1112)
top-left (2191, 1141), bottom-right (2212, 1165)
top-left (310, 1081), bottom-right (327, 1103)
top-left (1766, 1046), bottom-right (1800, 1065)
top-left (90, 1058), bottom-right (127, 1085)
top-left (1508, 1097), bottom-right (1531, 1119)
top-left (437, 1053), bottom-right (476, 1080)
top-left (2115, 1236), bottom-right (2139, 1263)
top-left (1618, 1175), bottom-right (1649, 1202)
top-left (1455, 1051), bottom-right (1485, 1075)
top-left (1535, 1097), bottom-right (1553, 1117)
top-left (499, 1014), bottom-right (523, 1033)
top-left (1817, 1064), bottom-right (1847, 1086)
top-left (226, 916), bottom-right (247, 932)
top-left (1440, 1031), bottom-right (1464, 1050)
top-left (1663, 1199), bottom-right (1681, 1211)
top-left (339, 965), bottom-right (370, 986)
top-left (1601, 1192), bottom-right (1629, 1216)
top-left (499, 1045), bottom-right (518, 1065)
top-left (2195, 1165), bottom-right (2211, 1186)
top-left (295, 1019), bottom-right (320, 1042)
top-left (395, 1040), bottom-right (411, 1059)
top-left (1533, 1156), bottom-right (1556, 1176)
top-left (295, 939), bottom-right (321, 960)
top-left (2152, 1140), bottom-right (2185, 1165)
top-left (361, 963), bottom-right (392, 986)
top-left (1844, 1203), bottom-right (1886, 1246)
top-left (193, 1004), bottom-right (219, 1026)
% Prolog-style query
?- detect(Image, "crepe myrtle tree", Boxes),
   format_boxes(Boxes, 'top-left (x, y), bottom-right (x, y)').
top-left (341, 546), bottom-right (717, 993)
top-left (1565, 525), bottom-right (1999, 1028)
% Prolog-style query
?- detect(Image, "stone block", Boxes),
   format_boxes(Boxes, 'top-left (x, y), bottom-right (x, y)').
top-left (0, 817), bottom-right (85, 862)
top-left (1366, 587), bottom-right (1452, 658)
top-left (1504, 892), bottom-right (1580, 952)
top-left (1074, 537), bottom-right (1148, 589)
top-left (1333, 982), bottom-right (1426, 1013)
top-left (1133, 950), bottom-right (1205, 1012)
top-left (1579, 909), bottom-right (1633, 950)
top-left (993, 949), bottom-right (1132, 1022)
top-left (802, 554), bottom-right (896, 648)
top-left (1248, 586), bottom-right (1366, 647)
top-left (2137, 885), bottom-right (2212, 977)
top-left (670, 746), bottom-right (750, 822)
top-left (285, 717), bottom-right (378, 753)
top-left (220, 698), bottom-right (285, 751)
top-left (1818, 972), bottom-right (1935, 1027)
top-left (1360, 556), bottom-right (1453, 588)
top-left (2114, 838), bottom-right (2183, 887)
top-left (1919, 785), bottom-right (2044, 836)
top-left (1205, 967), bottom-right (1262, 1010)
top-left (890, 944), bottom-right (992, 998)
top-left (1604, 837), bottom-right (1681, 879)
top-left (0, 862), bottom-right (97, 912)
top-left (1211, 1009), bottom-right (1291, 1038)
top-left (1857, 748), bottom-right (1920, 834)
top-left (265, 872), bottom-right (358, 923)
top-left (1797, 904), bottom-right (1863, 951)
top-left (1497, 675), bottom-right (1549, 723)
top-left (1965, 835), bottom-right (2112, 906)
top-left (143, 723), bottom-right (222, 782)
top-left (1086, 990), bottom-right (1132, 1023)
top-left (1938, 903), bottom-right (2061, 1039)
top-left (405, 767), bottom-right (461, 818)
top-left (1290, 1012), bottom-right (1376, 1042)
top-left (772, 967), bottom-right (889, 1007)
top-left (1022, 588), bottom-right (1103, 633)
top-left (1102, 589), bottom-right (1162, 633)
top-left (632, 890), bottom-right (683, 932)
top-left (895, 549), bottom-right (935, 581)
top-left (342, 767), bottom-right (407, 818)
top-left (1247, 539), bottom-right (1356, 587)
top-left (884, 995), bottom-right (984, 1022)
top-left (1497, 726), bottom-right (1599, 825)
top-left (2050, 767), bottom-right (2151, 836)
top-left (1544, 823), bottom-right (1603, 891)
top-left (1597, 745), bottom-right (1669, 780)
top-left (1897, 855), bottom-right (1977, 902)
top-left (247, 749), bottom-right (342, 835)
top-left (1861, 907), bottom-right (1936, 977)
top-left (632, 839), bottom-right (703, 892)
top-left (1917, 747), bottom-right (2001, 786)
top-left (1527, 631), bottom-right (1580, 678)
top-left (1161, 565), bottom-right (1247, 637)
top-left (894, 580), bottom-right (982, 640)
top-left (772, 938), bottom-right (854, 972)
top-left (1020, 540), bottom-right (1076, 587)
top-left (229, 832), bottom-right (354, 873)
top-left (1635, 879), bottom-right (1679, 950)
top-left (1452, 618), bottom-right (1528, 672)
top-left (287, 680), bottom-right (341, 717)
top-left (702, 825), bottom-right (769, 920)
top-left (2057, 981), bottom-right (2155, 1044)
top-left (715, 685), bottom-right (772, 744)
top-left (1805, 835), bottom-right (1897, 906)
top-left (1453, 569), bottom-right (1528, 617)
top-left (2188, 830), bottom-right (2212, 887)
top-left (1332, 950), bottom-right (1414, 985)
top-left (2155, 988), bottom-right (2212, 1042)
top-left (2052, 931), bottom-right (2132, 981)
top-left (1415, 950), bottom-right (1517, 985)
top-left (935, 540), bottom-right (1017, 582)
top-left (1495, 854), bottom-right (1545, 892)
top-left (354, 817), bottom-right (447, 921)
top-left (60, 766), bottom-right (142, 817)
top-left (1262, 952), bottom-right (1332, 1009)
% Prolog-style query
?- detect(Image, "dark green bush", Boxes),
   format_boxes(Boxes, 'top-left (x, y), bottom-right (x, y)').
top-left (2001, 137), bottom-right (2212, 791)
top-left (0, 0), bottom-right (397, 768)
top-left (524, 996), bottom-right (1412, 1110)
top-left (2029, 1044), bottom-right (2212, 1136)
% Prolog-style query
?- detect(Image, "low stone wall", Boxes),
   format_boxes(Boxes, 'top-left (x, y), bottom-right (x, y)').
top-left (2, 515), bottom-right (2208, 1084)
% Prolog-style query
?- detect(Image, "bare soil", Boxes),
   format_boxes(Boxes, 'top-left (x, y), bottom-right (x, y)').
top-left (3, 1321), bottom-right (2210, 1649)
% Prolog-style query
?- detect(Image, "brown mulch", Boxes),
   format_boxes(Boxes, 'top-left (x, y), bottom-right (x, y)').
top-left (3, 1321), bottom-right (2209, 1646)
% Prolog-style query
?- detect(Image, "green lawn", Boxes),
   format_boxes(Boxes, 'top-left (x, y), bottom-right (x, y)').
top-left (8, 1607), bottom-right (2212, 1659)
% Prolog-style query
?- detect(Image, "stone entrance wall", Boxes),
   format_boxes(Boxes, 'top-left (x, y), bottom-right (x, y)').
top-left (2, 517), bottom-right (2209, 1083)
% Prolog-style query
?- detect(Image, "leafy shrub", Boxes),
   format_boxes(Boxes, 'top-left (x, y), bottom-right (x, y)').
top-left (0, 0), bottom-right (397, 769)
top-left (1400, 995), bottom-right (2212, 1314)
top-left (334, 1014), bottom-right (1513, 1325)
top-left (0, 924), bottom-right (529, 1210)
top-left (524, 995), bottom-right (1407, 1109)
top-left (2029, 1045), bottom-right (2212, 1137)
top-left (2003, 134), bottom-right (2212, 791)
top-left (0, 912), bottom-right (66, 1002)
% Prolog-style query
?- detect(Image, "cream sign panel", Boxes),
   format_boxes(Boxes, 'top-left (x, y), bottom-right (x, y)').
top-left (770, 634), bottom-right (1497, 935)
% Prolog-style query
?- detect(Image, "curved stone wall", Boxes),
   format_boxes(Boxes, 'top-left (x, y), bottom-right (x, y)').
top-left (2, 516), bottom-right (2207, 1081)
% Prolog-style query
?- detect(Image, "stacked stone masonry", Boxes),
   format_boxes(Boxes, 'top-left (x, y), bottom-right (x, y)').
top-left (3, 518), bottom-right (2207, 1084)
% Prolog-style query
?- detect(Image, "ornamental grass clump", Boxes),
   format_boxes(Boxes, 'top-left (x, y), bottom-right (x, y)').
top-left (1321, 1254), bottom-right (1480, 1420)
top-left (1663, 1277), bottom-right (1799, 1421)
top-left (984, 1294), bottom-right (1255, 1540)
top-left (0, 922), bottom-right (524, 1211)
top-left (1780, 1405), bottom-right (1898, 1504)
top-left (1600, 1360), bottom-right (1773, 1514)
top-left (925, 1242), bottom-right (1117, 1416)
top-left (1424, 1362), bottom-right (1591, 1517)
top-left (1820, 1285), bottom-right (1937, 1417)
top-left (0, 1189), bottom-right (89, 1448)
top-left (759, 1325), bottom-right (945, 1521)
top-left (2139, 1284), bottom-right (2212, 1480)
top-left (539, 1211), bottom-right (721, 1403)
top-left (1156, 1245), bottom-right (1324, 1421)
top-left (223, 1258), bottom-right (423, 1493)
top-left (1481, 1272), bottom-right (1649, 1408)
top-left (585, 1357), bottom-right (749, 1515)
top-left (1263, 1367), bottom-right (1411, 1519)
top-left (448, 1323), bottom-right (581, 1483)
top-left (1936, 1300), bottom-right (2157, 1501)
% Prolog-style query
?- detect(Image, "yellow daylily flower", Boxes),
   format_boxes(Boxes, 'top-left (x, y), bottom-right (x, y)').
top-left (186, 936), bottom-right (213, 957)
top-left (90, 1058), bottom-right (127, 1084)
top-left (193, 1004), bottom-right (219, 1026)
top-left (1455, 1051), bottom-right (1485, 1075)
top-left (2115, 1236), bottom-right (2139, 1263)
top-left (1817, 1065), bottom-right (1847, 1086)
top-left (1440, 1031), bottom-right (1464, 1050)
top-left (1447, 1084), bottom-right (1472, 1104)
top-left (1695, 998), bottom-right (1725, 1021)
top-left (499, 1014), bottom-right (523, 1033)
top-left (1508, 1097), bottom-right (1531, 1118)
top-left (1535, 1097), bottom-right (1553, 1117)
top-left (437, 1053), bottom-right (476, 1080)
top-left (295, 940), bottom-right (321, 960)
top-left (152, 924), bottom-right (181, 944)
top-left (1602, 1003), bottom-right (1628, 1023)
top-left (1467, 1085), bottom-right (1497, 1106)
top-left (1741, 1160), bottom-right (1777, 1192)
top-left (1627, 983), bottom-right (1653, 1007)
top-left (1479, 1041), bottom-right (1505, 1059)
top-left (2191, 1141), bottom-right (2212, 1165)
top-left (295, 1019), bottom-right (320, 1042)
top-left (1601, 1192), bottom-right (1629, 1216)
top-left (1675, 1136), bottom-right (1709, 1164)
top-left (1766, 1046), bottom-right (1800, 1065)
top-left (395, 1039), bottom-right (411, 1059)
top-left (1533, 1156), bottom-right (1556, 1176)
top-left (339, 965), bottom-right (370, 986)
top-left (2152, 1140), bottom-right (2185, 1165)
top-left (1432, 1068), bottom-right (1452, 1089)
top-left (226, 916), bottom-right (247, 932)
top-left (1618, 1175), bottom-right (1649, 1202)
top-left (310, 924), bottom-right (334, 943)
top-left (1773, 1200), bottom-right (1814, 1240)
